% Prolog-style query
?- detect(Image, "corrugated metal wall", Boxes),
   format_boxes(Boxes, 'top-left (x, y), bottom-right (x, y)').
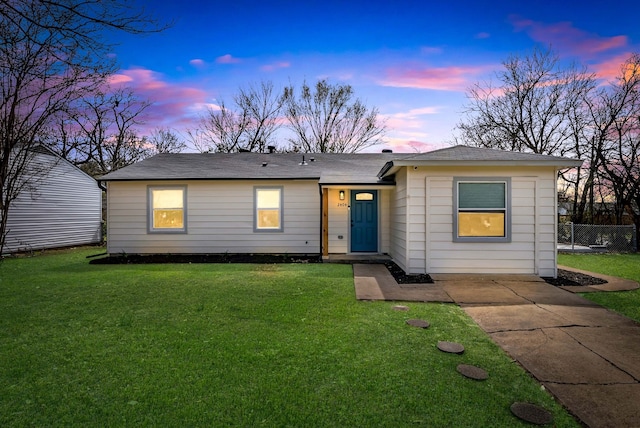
top-left (3, 152), bottom-right (102, 254)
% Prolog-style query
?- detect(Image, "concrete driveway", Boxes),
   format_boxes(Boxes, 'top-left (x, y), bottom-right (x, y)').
top-left (353, 264), bottom-right (640, 428)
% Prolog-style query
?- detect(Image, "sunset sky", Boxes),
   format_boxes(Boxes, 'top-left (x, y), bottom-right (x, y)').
top-left (110, 0), bottom-right (640, 152)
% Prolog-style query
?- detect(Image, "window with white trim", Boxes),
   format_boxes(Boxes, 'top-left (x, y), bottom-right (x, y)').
top-left (453, 178), bottom-right (510, 242)
top-left (148, 186), bottom-right (187, 233)
top-left (254, 187), bottom-right (283, 232)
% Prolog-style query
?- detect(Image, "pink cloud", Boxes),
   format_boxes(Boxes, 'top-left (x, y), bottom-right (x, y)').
top-left (260, 61), bottom-right (291, 72)
top-left (379, 65), bottom-right (484, 91)
top-left (383, 107), bottom-right (440, 131)
top-left (108, 68), bottom-right (210, 133)
top-left (108, 74), bottom-right (133, 85)
top-left (189, 58), bottom-right (207, 69)
top-left (385, 116), bottom-right (424, 131)
top-left (379, 139), bottom-right (440, 153)
top-left (591, 52), bottom-right (638, 80)
top-left (509, 16), bottom-right (628, 58)
top-left (420, 46), bottom-right (443, 55)
top-left (216, 54), bottom-right (241, 64)
top-left (397, 106), bottom-right (440, 116)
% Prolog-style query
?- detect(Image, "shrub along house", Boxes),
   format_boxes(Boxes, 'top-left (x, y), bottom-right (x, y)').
top-left (98, 145), bottom-right (582, 277)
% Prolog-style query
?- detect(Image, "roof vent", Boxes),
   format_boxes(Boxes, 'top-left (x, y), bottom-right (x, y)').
top-left (382, 149), bottom-right (393, 153)
top-left (262, 162), bottom-right (268, 167)
top-left (310, 157), bottom-right (315, 162)
top-left (299, 155), bottom-right (308, 166)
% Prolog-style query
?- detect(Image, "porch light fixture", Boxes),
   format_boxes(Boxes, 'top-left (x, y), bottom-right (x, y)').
top-left (339, 190), bottom-right (345, 200)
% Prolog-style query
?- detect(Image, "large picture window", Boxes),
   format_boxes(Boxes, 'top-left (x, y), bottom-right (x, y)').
top-left (254, 187), bottom-right (283, 232)
top-left (148, 186), bottom-right (187, 233)
top-left (453, 178), bottom-right (510, 242)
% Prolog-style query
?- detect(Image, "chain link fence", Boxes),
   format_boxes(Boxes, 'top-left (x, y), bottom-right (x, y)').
top-left (558, 223), bottom-right (637, 253)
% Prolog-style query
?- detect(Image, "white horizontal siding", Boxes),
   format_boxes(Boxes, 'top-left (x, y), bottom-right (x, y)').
top-left (389, 168), bottom-right (408, 272)
top-left (107, 180), bottom-right (321, 255)
top-left (424, 177), bottom-right (450, 274)
top-left (379, 189), bottom-right (391, 254)
top-left (3, 152), bottom-right (102, 254)
top-left (537, 176), bottom-right (559, 276)
top-left (405, 170), bottom-right (427, 272)
top-left (326, 188), bottom-right (391, 254)
top-left (327, 189), bottom-right (349, 253)
top-left (415, 167), bottom-right (560, 275)
top-left (426, 176), bottom-right (536, 274)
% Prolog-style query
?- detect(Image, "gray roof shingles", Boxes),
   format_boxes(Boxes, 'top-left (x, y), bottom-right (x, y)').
top-left (98, 146), bottom-right (581, 183)
top-left (99, 152), bottom-right (403, 183)
top-left (402, 145), bottom-right (581, 163)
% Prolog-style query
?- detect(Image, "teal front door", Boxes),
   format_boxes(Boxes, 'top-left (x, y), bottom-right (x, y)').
top-left (351, 190), bottom-right (378, 252)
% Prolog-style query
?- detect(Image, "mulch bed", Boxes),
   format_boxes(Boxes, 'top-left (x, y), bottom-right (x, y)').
top-left (385, 262), bottom-right (607, 287)
top-left (385, 261), bottom-right (434, 284)
top-left (542, 269), bottom-right (607, 287)
top-left (90, 253), bottom-right (322, 264)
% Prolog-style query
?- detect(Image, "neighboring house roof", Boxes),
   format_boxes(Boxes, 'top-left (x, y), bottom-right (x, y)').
top-left (98, 145), bottom-right (583, 184)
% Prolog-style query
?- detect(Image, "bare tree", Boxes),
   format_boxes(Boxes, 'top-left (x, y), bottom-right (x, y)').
top-left (191, 100), bottom-right (249, 153)
top-left (235, 81), bottom-right (284, 152)
top-left (457, 46), bottom-right (595, 155)
top-left (457, 48), bottom-right (640, 230)
top-left (591, 54), bottom-right (640, 230)
top-left (192, 81), bottom-right (283, 153)
top-left (1, 1), bottom-right (162, 53)
top-left (192, 79), bottom-right (386, 154)
top-left (456, 46), bottom-right (601, 223)
top-left (561, 82), bottom-right (601, 224)
top-left (148, 128), bottom-right (187, 155)
top-left (0, 0), bottom-right (161, 253)
top-left (282, 79), bottom-right (386, 153)
top-left (45, 87), bottom-right (153, 176)
top-left (81, 87), bottom-right (152, 175)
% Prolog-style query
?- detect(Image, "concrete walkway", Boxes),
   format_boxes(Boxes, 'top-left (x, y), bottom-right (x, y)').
top-left (353, 265), bottom-right (640, 428)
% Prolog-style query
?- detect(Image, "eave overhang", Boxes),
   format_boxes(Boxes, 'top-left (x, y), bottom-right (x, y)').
top-left (378, 159), bottom-right (584, 179)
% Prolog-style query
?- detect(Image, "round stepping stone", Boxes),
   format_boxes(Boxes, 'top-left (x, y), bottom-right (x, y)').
top-left (437, 341), bottom-right (465, 354)
top-left (510, 402), bottom-right (553, 425)
top-left (406, 319), bottom-right (430, 328)
top-left (392, 305), bottom-right (410, 311)
top-left (456, 364), bottom-right (488, 380)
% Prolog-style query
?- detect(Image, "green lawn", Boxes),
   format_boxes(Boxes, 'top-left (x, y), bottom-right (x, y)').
top-left (559, 252), bottom-right (640, 323)
top-left (0, 248), bottom-right (578, 427)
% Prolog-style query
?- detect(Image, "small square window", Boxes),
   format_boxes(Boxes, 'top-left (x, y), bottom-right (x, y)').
top-left (453, 178), bottom-right (510, 242)
top-left (148, 186), bottom-right (187, 233)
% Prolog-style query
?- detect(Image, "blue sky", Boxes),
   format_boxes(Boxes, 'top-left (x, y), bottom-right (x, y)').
top-left (109, 0), bottom-right (640, 152)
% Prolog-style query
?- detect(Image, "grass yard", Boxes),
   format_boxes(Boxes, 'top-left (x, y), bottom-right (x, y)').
top-left (559, 252), bottom-right (640, 323)
top-left (0, 248), bottom-right (578, 427)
